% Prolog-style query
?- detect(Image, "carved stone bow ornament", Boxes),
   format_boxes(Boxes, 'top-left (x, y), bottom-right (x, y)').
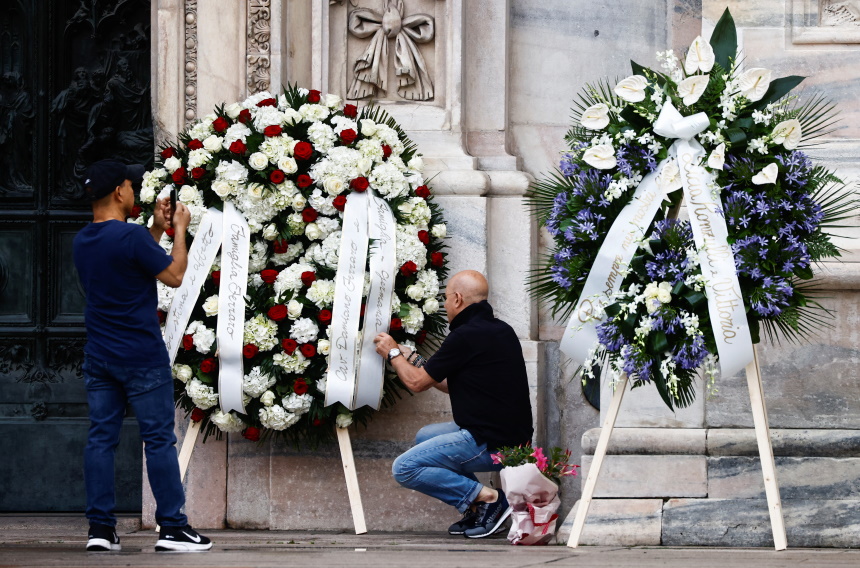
top-left (347, 0), bottom-right (435, 101)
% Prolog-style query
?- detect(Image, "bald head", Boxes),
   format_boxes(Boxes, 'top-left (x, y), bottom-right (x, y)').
top-left (444, 271), bottom-right (488, 322)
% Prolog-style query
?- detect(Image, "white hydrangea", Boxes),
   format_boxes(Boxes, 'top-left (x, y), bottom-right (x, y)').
top-left (253, 106), bottom-right (286, 131)
top-left (330, 115), bottom-right (358, 135)
top-left (247, 240), bottom-right (270, 273)
top-left (157, 281), bottom-right (175, 312)
top-left (210, 411), bottom-right (246, 433)
top-left (370, 162), bottom-right (409, 198)
top-left (243, 366), bottom-right (277, 398)
top-left (186, 379), bottom-right (218, 410)
top-left (274, 262), bottom-right (315, 300)
top-left (395, 225), bottom-right (429, 270)
top-left (186, 320), bottom-right (215, 353)
top-left (402, 303), bottom-right (425, 334)
top-left (307, 122), bottom-right (337, 154)
top-left (416, 270), bottom-right (440, 298)
top-left (187, 149), bottom-right (213, 169)
top-left (259, 405), bottom-right (300, 431)
top-left (172, 364), bottom-right (193, 383)
top-left (398, 197), bottom-right (432, 227)
top-left (272, 242), bottom-right (305, 266)
top-left (306, 234), bottom-right (341, 270)
top-left (310, 146), bottom-right (366, 188)
top-left (282, 393), bottom-right (313, 415)
top-left (308, 188), bottom-right (338, 216)
top-left (223, 122), bottom-right (253, 146)
top-left (243, 314), bottom-right (279, 351)
top-left (215, 160), bottom-right (249, 184)
top-left (298, 104), bottom-right (330, 122)
top-left (188, 117), bottom-right (214, 140)
top-left (242, 90), bottom-right (272, 107)
top-left (307, 279), bottom-right (336, 308)
top-left (289, 317), bottom-right (320, 343)
top-left (315, 216), bottom-right (341, 240)
top-left (272, 351), bottom-right (311, 373)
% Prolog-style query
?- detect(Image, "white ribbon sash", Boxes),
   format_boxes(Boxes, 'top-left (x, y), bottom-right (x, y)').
top-left (217, 202), bottom-right (250, 413)
top-left (325, 190), bottom-right (371, 409)
top-left (164, 208), bottom-right (223, 366)
top-left (354, 190), bottom-right (397, 410)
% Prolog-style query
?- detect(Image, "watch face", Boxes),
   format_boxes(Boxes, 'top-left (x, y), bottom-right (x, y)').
top-left (388, 348), bottom-right (401, 360)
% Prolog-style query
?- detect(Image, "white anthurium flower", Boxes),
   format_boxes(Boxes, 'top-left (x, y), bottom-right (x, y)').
top-left (582, 144), bottom-right (617, 170)
top-left (738, 68), bottom-right (772, 102)
top-left (772, 119), bottom-right (802, 150)
top-left (613, 75), bottom-right (649, 103)
top-left (656, 160), bottom-right (683, 193)
top-left (684, 36), bottom-right (715, 74)
top-left (677, 74), bottom-right (710, 106)
top-left (580, 103), bottom-right (611, 130)
top-left (707, 143), bottom-right (726, 170)
top-left (751, 163), bottom-right (779, 185)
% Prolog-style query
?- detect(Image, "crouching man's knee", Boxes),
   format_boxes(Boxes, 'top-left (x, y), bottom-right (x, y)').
top-left (391, 453), bottom-right (415, 487)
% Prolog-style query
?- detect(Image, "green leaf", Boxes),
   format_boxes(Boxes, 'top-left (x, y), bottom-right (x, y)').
top-left (748, 317), bottom-right (761, 344)
top-left (725, 127), bottom-right (746, 144)
top-left (631, 60), bottom-right (648, 77)
top-left (648, 331), bottom-right (669, 353)
top-left (684, 291), bottom-right (707, 308)
top-left (709, 8), bottom-right (738, 71)
top-left (605, 302), bottom-right (622, 319)
top-left (796, 266), bottom-right (814, 280)
top-left (652, 374), bottom-right (675, 412)
top-left (752, 76), bottom-right (805, 110)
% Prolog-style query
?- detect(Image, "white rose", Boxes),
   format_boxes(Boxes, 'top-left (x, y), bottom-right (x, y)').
top-left (360, 119), bottom-right (378, 137)
top-left (173, 364), bottom-right (193, 383)
top-left (262, 223), bottom-right (279, 240)
top-left (423, 298), bottom-right (439, 314)
top-left (582, 144), bottom-right (617, 170)
top-left (323, 177), bottom-right (344, 196)
top-left (336, 413), bottom-right (353, 428)
top-left (163, 156), bottom-right (182, 173)
top-left (406, 284), bottom-right (425, 301)
top-left (431, 224), bottom-right (446, 239)
top-left (248, 152), bottom-right (270, 171)
top-left (225, 102), bottom-right (243, 119)
top-left (178, 184), bottom-right (199, 203)
top-left (613, 75), bottom-right (649, 103)
top-left (211, 180), bottom-right (233, 198)
top-left (260, 390), bottom-right (276, 407)
top-left (580, 103), bottom-right (611, 130)
top-left (358, 157), bottom-right (373, 174)
top-left (202, 135), bottom-right (223, 152)
top-left (408, 156), bottom-right (424, 171)
top-left (287, 299), bottom-right (303, 319)
top-left (202, 295), bottom-right (219, 317)
top-left (323, 93), bottom-right (342, 108)
top-left (305, 223), bottom-right (322, 240)
top-left (318, 338), bottom-right (331, 355)
top-left (139, 186), bottom-right (156, 204)
top-left (277, 156), bottom-right (298, 174)
top-left (248, 182), bottom-right (265, 199)
top-left (292, 193), bottom-right (307, 210)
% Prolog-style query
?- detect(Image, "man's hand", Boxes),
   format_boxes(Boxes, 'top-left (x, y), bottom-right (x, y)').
top-left (374, 332), bottom-right (441, 393)
top-left (374, 333), bottom-right (398, 358)
top-left (151, 197), bottom-right (172, 232)
top-left (172, 202), bottom-right (191, 234)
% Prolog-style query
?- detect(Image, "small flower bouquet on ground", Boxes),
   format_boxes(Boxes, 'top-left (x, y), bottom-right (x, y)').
top-left (491, 444), bottom-right (579, 545)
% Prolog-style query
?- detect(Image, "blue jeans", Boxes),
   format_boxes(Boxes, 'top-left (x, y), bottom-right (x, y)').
top-left (392, 422), bottom-right (501, 513)
top-left (83, 355), bottom-right (187, 528)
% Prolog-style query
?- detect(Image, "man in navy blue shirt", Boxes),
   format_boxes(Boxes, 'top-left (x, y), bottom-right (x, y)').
top-left (374, 270), bottom-right (533, 539)
top-left (74, 159), bottom-right (211, 552)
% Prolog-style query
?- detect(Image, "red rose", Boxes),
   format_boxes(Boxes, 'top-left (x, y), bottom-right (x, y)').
top-left (332, 194), bottom-right (347, 211)
top-left (229, 139), bottom-right (247, 154)
top-left (157, 309), bottom-right (166, 324)
top-left (182, 334), bottom-right (194, 350)
top-left (350, 177), bottom-right (369, 192)
top-left (260, 269), bottom-right (279, 284)
top-left (431, 251), bottom-right (445, 267)
top-left (415, 185), bottom-right (430, 198)
top-left (382, 144), bottom-right (392, 159)
top-left (238, 109), bottom-right (252, 123)
top-left (339, 128), bottom-right (357, 145)
top-left (273, 239), bottom-right (289, 254)
top-left (191, 167), bottom-right (206, 180)
top-left (200, 357), bottom-right (217, 374)
top-left (191, 408), bottom-right (206, 422)
top-left (243, 344), bottom-right (259, 359)
top-left (400, 261), bottom-right (418, 277)
top-left (302, 207), bottom-right (318, 223)
top-left (257, 97), bottom-right (277, 107)
top-left (343, 104), bottom-right (358, 118)
top-left (264, 124), bottom-right (282, 137)
top-left (282, 338), bottom-right (298, 354)
top-left (243, 427), bottom-right (261, 441)
top-left (165, 227), bottom-right (175, 238)
top-left (297, 174), bottom-right (313, 188)
top-left (212, 116), bottom-right (229, 132)
top-left (312, 418), bottom-right (324, 427)
top-left (299, 343), bottom-right (317, 358)
top-left (418, 230), bottom-right (430, 244)
top-left (171, 169), bottom-right (187, 184)
top-left (294, 141), bottom-right (313, 160)
top-left (188, 138), bottom-right (203, 150)
top-left (211, 270), bottom-right (221, 286)
top-left (318, 309), bottom-right (332, 324)
top-left (130, 205), bottom-right (142, 219)
top-left (301, 271), bottom-right (316, 287)
top-left (416, 329), bottom-right (428, 345)
top-left (268, 305), bottom-right (288, 321)
top-left (390, 317), bottom-right (403, 331)
top-left (307, 90), bottom-right (321, 103)
top-left (160, 147), bottom-right (176, 159)
top-left (294, 378), bottom-right (309, 395)
top-left (269, 169), bottom-right (286, 184)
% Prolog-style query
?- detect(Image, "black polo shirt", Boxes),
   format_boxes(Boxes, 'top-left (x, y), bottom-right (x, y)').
top-left (424, 300), bottom-right (533, 450)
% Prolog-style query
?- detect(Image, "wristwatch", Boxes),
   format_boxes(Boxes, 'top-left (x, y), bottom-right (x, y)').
top-left (387, 347), bottom-right (402, 362)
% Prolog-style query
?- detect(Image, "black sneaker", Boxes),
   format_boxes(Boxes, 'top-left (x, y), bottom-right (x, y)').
top-left (155, 525), bottom-right (213, 552)
top-left (86, 523), bottom-right (121, 552)
top-left (447, 508), bottom-right (480, 535)
top-left (464, 489), bottom-right (512, 539)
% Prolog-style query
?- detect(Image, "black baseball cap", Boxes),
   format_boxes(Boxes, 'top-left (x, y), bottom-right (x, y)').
top-left (83, 159), bottom-right (146, 202)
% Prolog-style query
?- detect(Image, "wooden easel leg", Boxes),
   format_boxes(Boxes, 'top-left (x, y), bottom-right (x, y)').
top-left (745, 347), bottom-right (787, 551)
top-left (567, 373), bottom-right (628, 548)
top-left (157, 418), bottom-right (201, 532)
top-left (336, 426), bottom-right (367, 535)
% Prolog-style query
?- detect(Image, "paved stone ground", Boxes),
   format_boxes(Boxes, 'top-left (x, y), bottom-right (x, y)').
top-left (1, 517), bottom-right (859, 567)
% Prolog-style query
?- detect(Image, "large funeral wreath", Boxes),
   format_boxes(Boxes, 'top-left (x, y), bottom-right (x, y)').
top-left (134, 86), bottom-right (449, 445)
top-left (529, 10), bottom-right (856, 410)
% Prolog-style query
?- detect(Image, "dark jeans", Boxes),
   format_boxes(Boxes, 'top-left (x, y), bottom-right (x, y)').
top-left (82, 354), bottom-right (187, 528)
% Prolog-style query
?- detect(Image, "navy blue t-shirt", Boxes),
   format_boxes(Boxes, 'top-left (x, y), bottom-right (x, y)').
top-left (73, 220), bottom-right (173, 366)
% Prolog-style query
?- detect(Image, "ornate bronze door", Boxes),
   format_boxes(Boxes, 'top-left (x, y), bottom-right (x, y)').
top-left (0, 0), bottom-right (153, 512)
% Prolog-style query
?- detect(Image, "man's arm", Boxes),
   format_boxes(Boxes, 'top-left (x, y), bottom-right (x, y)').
top-left (398, 344), bottom-right (448, 393)
top-left (374, 333), bottom-right (440, 393)
top-left (156, 203), bottom-right (190, 288)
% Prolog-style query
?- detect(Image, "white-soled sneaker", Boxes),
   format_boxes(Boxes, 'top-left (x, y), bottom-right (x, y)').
top-left (155, 525), bottom-right (213, 552)
top-left (86, 523), bottom-right (121, 551)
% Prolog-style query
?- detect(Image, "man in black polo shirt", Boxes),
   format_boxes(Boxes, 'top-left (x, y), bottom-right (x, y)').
top-left (374, 270), bottom-right (533, 538)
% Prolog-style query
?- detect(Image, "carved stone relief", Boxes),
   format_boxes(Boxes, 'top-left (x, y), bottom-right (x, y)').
top-left (247, 0), bottom-right (272, 94)
top-left (347, 0), bottom-right (435, 101)
top-left (792, 0), bottom-right (860, 42)
top-left (822, 1), bottom-right (860, 25)
top-left (185, 0), bottom-right (198, 122)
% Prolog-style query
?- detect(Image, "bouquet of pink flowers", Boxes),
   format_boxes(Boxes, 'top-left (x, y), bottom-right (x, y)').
top-left (491, 444), bottom-right (579, 545)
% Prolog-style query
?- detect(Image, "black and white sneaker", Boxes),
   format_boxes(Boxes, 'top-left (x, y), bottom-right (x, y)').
top-left (155, 525), bottom-right (213, 552)
top-left (86, 523), bottom-right (121, 551)
top-left (447, 508), bottom-right (480, 535)
top-left (464, 489), bottom-right (512, 539)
